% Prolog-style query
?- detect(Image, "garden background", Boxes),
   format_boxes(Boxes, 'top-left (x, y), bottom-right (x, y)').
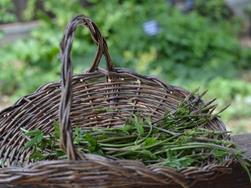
top-left (0, 0), bottom-right (251, 133)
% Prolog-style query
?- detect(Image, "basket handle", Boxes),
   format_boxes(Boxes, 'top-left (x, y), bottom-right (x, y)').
top-left (59, 15), bottom-right (113, 160)
top-left (60, 15), bottom-right (113, 72)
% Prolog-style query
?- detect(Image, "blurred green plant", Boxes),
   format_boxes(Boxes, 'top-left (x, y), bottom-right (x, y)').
top-left (0, 0), bottom-right (251, 127)
top-left (0, 0), bottom-right (16, 23)
top-left (194, 0), bottom-right (233, 22)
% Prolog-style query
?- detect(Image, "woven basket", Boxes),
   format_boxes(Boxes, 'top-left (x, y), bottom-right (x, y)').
top-left (0, 15), bottom-right (232, 188)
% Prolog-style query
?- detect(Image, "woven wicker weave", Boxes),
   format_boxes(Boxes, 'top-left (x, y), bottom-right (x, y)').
top-left (0, 15), bottom-right (232, 188)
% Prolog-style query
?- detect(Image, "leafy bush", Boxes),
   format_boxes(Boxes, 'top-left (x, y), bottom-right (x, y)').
top-left (194, 0), bottom-right (233, 22)
top-left (0, 0), bottom-right (250, 103)
top-left (0, 0), bottom-right (16, 23)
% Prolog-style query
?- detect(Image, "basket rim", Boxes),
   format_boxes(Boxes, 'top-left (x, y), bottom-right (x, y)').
top-left (0, 154), bottom-right (234, 187)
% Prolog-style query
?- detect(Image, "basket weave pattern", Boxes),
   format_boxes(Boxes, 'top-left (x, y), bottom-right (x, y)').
top-left (0, 15), bottom-right (231, 187)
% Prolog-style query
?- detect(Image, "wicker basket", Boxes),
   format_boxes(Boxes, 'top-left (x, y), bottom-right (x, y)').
top-left (0, 15), bottom-right (232, 188)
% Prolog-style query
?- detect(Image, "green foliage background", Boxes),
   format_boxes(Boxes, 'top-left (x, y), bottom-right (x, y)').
top-left (0, 0), bottom-right (251, 132)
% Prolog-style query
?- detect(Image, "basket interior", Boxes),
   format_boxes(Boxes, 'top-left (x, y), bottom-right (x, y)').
top-left (0, 69), bottom-right (224, 167)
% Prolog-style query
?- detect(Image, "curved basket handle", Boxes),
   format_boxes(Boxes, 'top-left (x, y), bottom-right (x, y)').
top-left (59, 15), bottom-right (113, 160)
top-left (60, 15), bottom-right (113, 72)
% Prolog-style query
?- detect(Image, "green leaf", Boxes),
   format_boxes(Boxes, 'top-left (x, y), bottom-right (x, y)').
top-left (133, 115), bottom-right (144, 136)
top-left (84, 133), bottom-right (99, 152)
top-left (165, 157), bottom-right (195, 169)
top-left (24, 129), bottom-right (44, 148)
top-left (53, 121), bottom-right (60, 139)
top-left (24, 129), bottom-right (43, 137)
top-left (144, 138), bottom-right (158, 147)
top-left (74, 127), bottom-right (85, 144)
top-left (121, 124), bottom-right (132, 134)
top-left (29, 150), bottom-right (45, 161)
top-left (213, 149), bottom-right (228, 158)
top-left (56, 149), bottom-right (65, 157)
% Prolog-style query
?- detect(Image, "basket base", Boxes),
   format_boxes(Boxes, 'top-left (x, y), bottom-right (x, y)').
top-left (0, 163), bottom-right (250, 188)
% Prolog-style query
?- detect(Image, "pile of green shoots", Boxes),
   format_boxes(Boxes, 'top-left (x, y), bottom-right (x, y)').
top-left (21, 93), bottom-right (251, 177)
